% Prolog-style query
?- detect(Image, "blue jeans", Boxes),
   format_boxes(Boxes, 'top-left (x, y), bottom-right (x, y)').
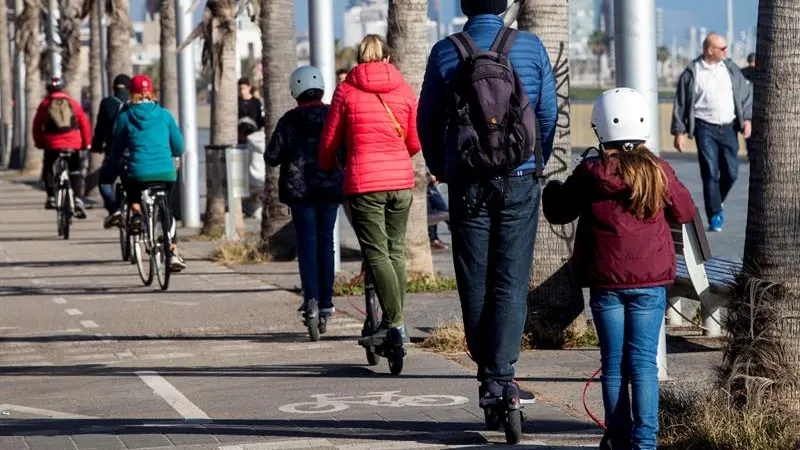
top-left (449, 175), bottom-right (540, 382)
top-left (427, 183), bottom-right (448, 241)
top-left (98, 157), bottom-right (125, 214)
top-left (695, 119), bottom-right (739, 220)
top-left (590, 287), bottom-right (666, 450)
top-left (291, 203), bottom-right (339, 313)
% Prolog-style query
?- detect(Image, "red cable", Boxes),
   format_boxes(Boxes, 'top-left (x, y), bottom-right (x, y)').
top-left (584, 366), bottom-right (606, 430)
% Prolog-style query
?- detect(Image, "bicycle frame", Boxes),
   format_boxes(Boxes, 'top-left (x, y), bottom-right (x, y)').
top-left (54, 156), bottom-right (75, 214)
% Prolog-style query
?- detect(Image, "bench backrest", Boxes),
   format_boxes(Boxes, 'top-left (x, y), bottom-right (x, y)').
top-left (670, 207), bottom-right (713, 261)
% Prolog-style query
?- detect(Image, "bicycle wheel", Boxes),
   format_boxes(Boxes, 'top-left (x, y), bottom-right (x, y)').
top-left (117, 185), bottom-right (130, 261)
top-left (154, 198), bottom-right (172, 291)
top-left (133, 232), bottom-right (154, 286)
top-left (60, 186), bottom-right (72, 240)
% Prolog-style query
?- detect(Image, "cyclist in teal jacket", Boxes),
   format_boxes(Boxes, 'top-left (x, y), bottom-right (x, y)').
top-left (109, 74), bottom-right (187, 271)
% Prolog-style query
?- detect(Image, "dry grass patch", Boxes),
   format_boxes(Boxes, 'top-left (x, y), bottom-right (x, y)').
top-left (333, 272), bottom-right (457, 296)
top-left (420, 320), bottom-right (536, 355)
top-left (419, 320), bottom-right (466, 353)
top-left (659, 386), bottom-right (800, 450)
top-left (210, 238), bottom-right (268, 264)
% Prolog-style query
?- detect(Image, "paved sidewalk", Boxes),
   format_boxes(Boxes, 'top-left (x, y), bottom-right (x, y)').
top-left (0, 177), bottom-right (602, 450)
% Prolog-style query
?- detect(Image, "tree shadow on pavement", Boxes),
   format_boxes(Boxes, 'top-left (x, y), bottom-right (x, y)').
top-left (0, 417), bottom-right (600, 447)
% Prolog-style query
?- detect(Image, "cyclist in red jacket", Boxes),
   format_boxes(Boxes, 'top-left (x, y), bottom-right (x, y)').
top-left (33, 77), bottom-right (92, 217)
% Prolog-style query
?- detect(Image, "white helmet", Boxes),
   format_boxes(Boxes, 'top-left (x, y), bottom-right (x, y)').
top-left (591, 87), bottom-right (650, 144)
top-left (289, 66), bottom-right (325, 99)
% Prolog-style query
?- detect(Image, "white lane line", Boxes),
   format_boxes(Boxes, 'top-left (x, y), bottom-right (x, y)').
top-left (135, 371), bottom-right (210, 420)
top-left (0, 326), bottom-right (20, 331)
top-left (336, 442), bottom-right (444, 450)
top-left (0, 355), bottom-right (46, 362)
top-left (65, 309), bottom-right (83, 316)
top-left (138, 353), bottom-right (194, 360)
top-left (52, 298), bottom-right (67, 304)
top-left (0, 404), bottom-right (98, 419)
top-left (67, 354), bottom-right (119, 361)
top-left (218, 439), bottom-right (335, 450)
top-left (80, 320), bottom-right (99, 328)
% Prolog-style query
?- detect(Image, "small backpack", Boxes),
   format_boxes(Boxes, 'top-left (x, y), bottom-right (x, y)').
top-left (46, 97), bottom-right (78, 133)
top-left (447, 27), bottom-right (542, 178)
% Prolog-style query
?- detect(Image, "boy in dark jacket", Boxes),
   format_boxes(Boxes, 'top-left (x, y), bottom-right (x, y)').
top-left (543, 88), bottom-right (695, 450)
top-left (264, 66), bottom-right (343, 328)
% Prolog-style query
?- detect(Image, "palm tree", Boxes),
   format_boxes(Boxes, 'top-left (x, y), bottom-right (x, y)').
top-left (59, 0), bottom-right (90, 99)
top-left (736, 0), bottom-right (800, 411)
top-left (86, 0), bottom-right (103, 197)
top-left (105, 0), bottom-right (131, 89)
top-left (0, 0), bottom-right (13, 168)
top-left (16, 0), bottom-right (41, 175)
top-left (387, 0), bottom-right (433, 276)
top-left (195, 0), bottom-right (240, 237)
top-left (518, 0), bottom-right (586, 347)
top-left (159, 0), bottom-right (178, 118)
top-left (656, 45), bottom-right (670, 80)
top-left (257, 0), bottom-right (297, 259)
top-left (587, 29), bottom-right (607, 88)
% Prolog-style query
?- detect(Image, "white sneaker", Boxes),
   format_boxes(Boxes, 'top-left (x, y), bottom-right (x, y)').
top-left (74, 198), bottom-right (87, 219)
top-left (170, 253), bottom-right (187, 272)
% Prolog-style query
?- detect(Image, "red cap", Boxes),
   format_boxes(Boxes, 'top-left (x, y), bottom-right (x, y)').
top-left (130, 75), bottom-right (154, 95)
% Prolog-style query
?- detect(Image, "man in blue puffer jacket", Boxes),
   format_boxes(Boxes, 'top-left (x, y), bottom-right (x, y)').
top-left (418, 0), bottom-right (557, 407)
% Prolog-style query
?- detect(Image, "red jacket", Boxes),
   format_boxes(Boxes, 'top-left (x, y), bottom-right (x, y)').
top-left (542, 156), bottom-right (696, 290)
top-left (319, 62), bottom-right (421, 195)
top-left (32, 92), bottom-right (92, 151)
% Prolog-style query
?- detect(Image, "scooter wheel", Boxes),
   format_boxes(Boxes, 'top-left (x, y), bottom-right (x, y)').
top-left (504, 409), bottom-right (523, 444)
top-left (484, 407), bottom-right (502, 431)
top-left (388, 350), bottom-right (404, 375)
top-left (365, 347), bottom-right (379, 366)
top-left (307, 316), bottom-right (320, 342)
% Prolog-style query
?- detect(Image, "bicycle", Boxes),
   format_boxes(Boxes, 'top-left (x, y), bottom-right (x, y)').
top-left (357, 264), bottom-right (405, 375)
top-left (131, 183), bottom-right (173, 291)
top-left (53, 153), bottom-right (76, 240)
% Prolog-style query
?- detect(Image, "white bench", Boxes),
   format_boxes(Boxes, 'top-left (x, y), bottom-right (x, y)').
top-left (656, 208), bottom-right (741, 379)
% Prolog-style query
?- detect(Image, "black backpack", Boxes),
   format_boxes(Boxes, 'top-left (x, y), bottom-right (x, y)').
top-left (448, 27), bottom-right (542, 178)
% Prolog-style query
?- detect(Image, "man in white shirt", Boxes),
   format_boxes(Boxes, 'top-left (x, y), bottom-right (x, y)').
top-left (671, 33), bottom-right (752, 232)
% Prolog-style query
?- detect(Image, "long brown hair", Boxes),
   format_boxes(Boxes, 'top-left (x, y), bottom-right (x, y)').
top-left (604, 144), bottom-right (668, 220)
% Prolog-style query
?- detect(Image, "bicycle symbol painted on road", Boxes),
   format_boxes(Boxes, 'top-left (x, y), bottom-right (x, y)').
top-left (278, 391), bottom-right (469, 414)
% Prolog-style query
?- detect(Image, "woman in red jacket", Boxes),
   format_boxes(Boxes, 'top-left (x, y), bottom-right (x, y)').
top-left (543, 88), bottom-right (696, 450)
top-left (319, 34), bottom-right (421, 348)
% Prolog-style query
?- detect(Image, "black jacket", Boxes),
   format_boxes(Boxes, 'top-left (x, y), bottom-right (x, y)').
top-left (91, 90), bottom-right (129, 154)
top-left (238, 97), bottom-right (263, 129)
top-left (264, 103), bottom-right (343, 206)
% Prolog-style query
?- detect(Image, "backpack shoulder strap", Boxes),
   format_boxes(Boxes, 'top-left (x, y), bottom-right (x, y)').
top-left (448, 32), bottom-right (480, 61)
top-left (489, 26), bottom-right (518, 55)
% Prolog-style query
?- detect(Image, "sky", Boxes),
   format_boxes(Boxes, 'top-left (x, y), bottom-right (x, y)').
top-left (131, 0), bottom-right (759, 49)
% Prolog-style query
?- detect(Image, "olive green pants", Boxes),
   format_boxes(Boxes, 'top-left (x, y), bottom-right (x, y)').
top-left (349, 189), bottom-right (413, 327)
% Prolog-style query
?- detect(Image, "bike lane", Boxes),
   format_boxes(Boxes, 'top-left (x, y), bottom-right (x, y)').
top-left (0, 177), bottom-right (600, 449)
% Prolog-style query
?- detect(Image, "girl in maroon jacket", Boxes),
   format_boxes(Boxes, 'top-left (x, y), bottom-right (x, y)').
top-left (542, 88), bottom-right (695, 450)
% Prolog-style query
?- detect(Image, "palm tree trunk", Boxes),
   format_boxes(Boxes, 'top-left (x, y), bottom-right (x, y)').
top-left (105, 0), bottom-right (131, 88)
top-left (86, 0), bottom-right (104, 198)
top-left (387, 0), bottom-right (433, 276)
top-left (159, 0), bottom-right (178, 118)
top-left (741, 0), bottom-right (800, 411)
top-left (0, 0), bottom-right (13, 167)
top-left (519, 0), bottom-right (586, 348)
top-left (17, 0), bottom-right (41, 175)
top-left (201, 0), bottom-right (241, 237)
top-left (59, 0), bottom-right (86, 99)
top-left (258, 0), bottom-right (297, 259)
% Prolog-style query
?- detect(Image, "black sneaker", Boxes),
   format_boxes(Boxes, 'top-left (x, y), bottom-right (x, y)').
top-left (129, 213), bottom-right (143, 234)
top-left (45, 197), bottom-right (56, 210)
top-left (509, 381), bottom-right (536, 405)
top-left (478, 380), bottom-right (504, 408)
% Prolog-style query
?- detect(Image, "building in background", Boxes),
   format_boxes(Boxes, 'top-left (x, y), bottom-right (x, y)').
top-left (655, 7), bottom-right (664, 47)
